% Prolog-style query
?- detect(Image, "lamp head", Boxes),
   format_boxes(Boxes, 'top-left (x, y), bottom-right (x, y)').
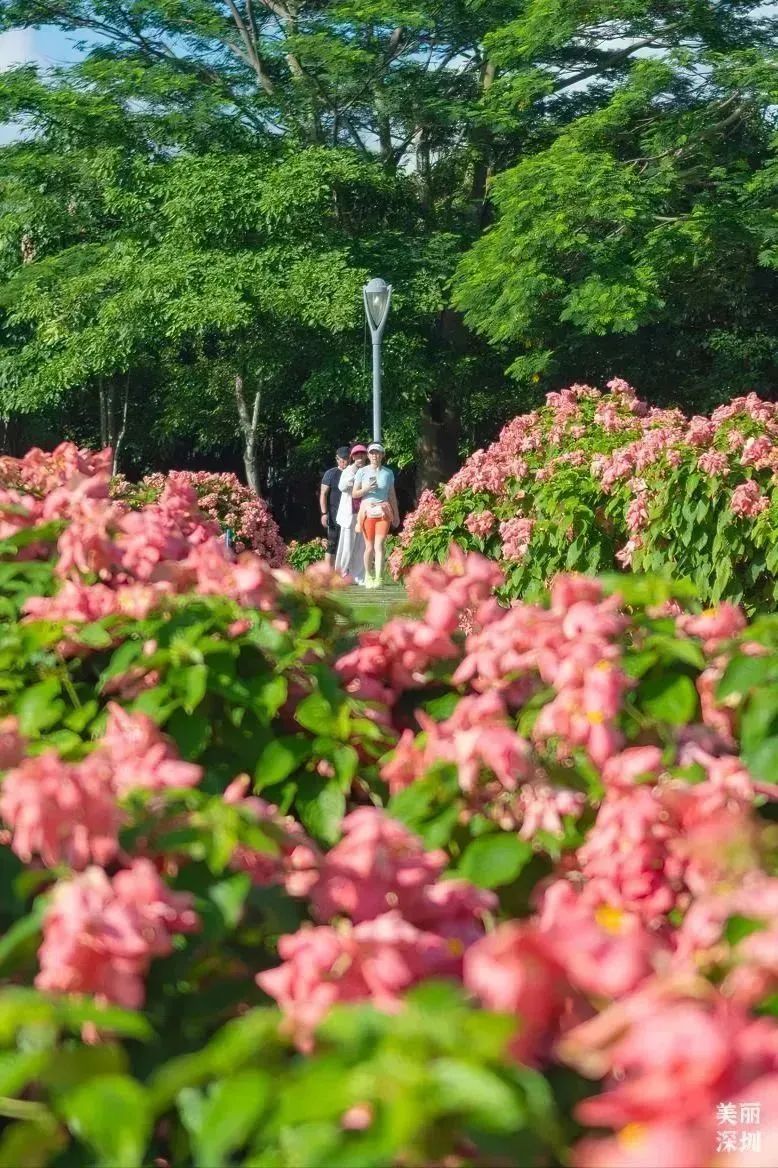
top-left (363, 277), bottom-right (391, 331)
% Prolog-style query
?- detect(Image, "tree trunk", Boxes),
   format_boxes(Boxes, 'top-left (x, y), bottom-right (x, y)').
top-left (111, 375), bottom-right (130, 475)
top-left (98, 379), bottom-right (108, 449)
top-left (415, 401), bottom-right (461, 496)
top-left (234, 373), bottom-right (262, 494)
top-left (469, 58), bottom-right (497, 226)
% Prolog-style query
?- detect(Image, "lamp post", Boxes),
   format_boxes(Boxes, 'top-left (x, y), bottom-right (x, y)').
top-left (363, 277), bottom-right (392, 443)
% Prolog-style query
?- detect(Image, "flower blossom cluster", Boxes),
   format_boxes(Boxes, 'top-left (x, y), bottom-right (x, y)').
top-left (335, 550), bottom-right (778, 1164)
top-left (395, 382), bottom-right (778, 608)
top-left (36, 861), bottom-right (199, 1009)
top-left (257, 808), bottom-right (495, 1050)
top-left (0, 706), bottom-right (206, 1009)
top-left (0, 703), bottom-right (201, 869)
top-left (114, 469), bottom-right (286, 565)
top-left (0, 443), bottom-right (307, 647)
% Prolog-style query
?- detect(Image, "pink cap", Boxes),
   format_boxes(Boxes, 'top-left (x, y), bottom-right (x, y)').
top-left (350, 444), bottom-right (367, 455)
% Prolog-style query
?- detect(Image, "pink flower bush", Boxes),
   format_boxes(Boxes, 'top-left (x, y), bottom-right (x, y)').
top-left (2, 445), bottom-right (778, 1168)
top-left (258, 807), bottom-right (496, 1047)
top-left (102, 703), bottom-right (203, 794)
top-left (0, 751), bottom-right (121, 869)
top-left (114, 469), bottom-right (286, 565)
top-left (0, 443), bottom-right (293, 648)
top-left (561, 983), bottom-right (778, 1168)
top-left (36, 862), bottom-right (198, 1008)
top-left (257, 914), bottom-right (453, 1051)
top-left (396, 382), bottom-right (778, 610)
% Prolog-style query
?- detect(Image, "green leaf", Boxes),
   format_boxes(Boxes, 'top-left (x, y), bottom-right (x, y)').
top-left (43, 1046), bottom-right (128, 1096)
top-left (295, 690), bottom-right (336, 734)
top-left (295, 777), bottom-right (346, 845)
top-left (184, 1071), bottom-right (270, 1168)
top-left (743, 736), bottom-right (778, 786)
top-left (458, 835), bottom-right (531, 889)
top-left (741, 690), bottom-right (778, 753)
top-left (15, 680), bottom-right (64, 736)
top-left (251, 675), bottom-right (288, 720)
top-left (209, 873), bottom-right (251, 930)
top-left (431, 1059), bottom-right (524, 1132)
top-left (74, 623), bottom-right (113, 649)
top-left (166, 706), bottom-right (212, 760)
top-left (179, 664), bottom-right (208, 713)
top-left (59, 1075), bottom-right (150, 1168)
top-left (0, 1051), bottom-right (50, 1098)
top-left (724, 915), bottom-right (765, 946)
top-left (0, 1115), bottom-right (65, 1168)
top-left (717, 654), bottom-right (774, 701)
top-left (0, 902), bottom-right (45, 971)
top-left (52, 997), bottom-right (153, 1041)
top-left (422, 693), bottom-right (461, 720)
top-left (637, 673), bottom-right (698, 724)
top-left (388, 774), bottom-right (436, 824)
top-left (254, 736), bottom-right (311, 789)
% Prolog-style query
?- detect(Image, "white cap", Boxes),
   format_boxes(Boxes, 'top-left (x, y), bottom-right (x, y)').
top-left (367, 442), bottom-right (385, 453)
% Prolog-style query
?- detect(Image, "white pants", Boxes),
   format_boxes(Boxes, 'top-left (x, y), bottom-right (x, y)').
top-left (335, 518), bottom-right (365, 579)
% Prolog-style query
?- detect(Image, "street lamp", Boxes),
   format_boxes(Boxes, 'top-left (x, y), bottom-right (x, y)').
top-left (363, 277), bottom-right (392, 443)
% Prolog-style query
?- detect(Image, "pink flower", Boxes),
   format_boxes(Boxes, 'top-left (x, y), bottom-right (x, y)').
top-left (615, 537), bottom-right (641, 568)
top-left (574, 1122), bottom-right (712, 1168)
top-left (36, 862), bottom-right (198, 1008)
top-left (465, 510), bottom-right (496, 539)
top-left (112, 858), bottom-right (199, 955)
top-left (698, 451), bottom-right (729, 476)
top-left (626, 494), bottom-right (650, 534)
top-left (405, 547), bottom-right (503, 633)
top-left (464, 922), bottom-right (569, 1065)
top-left (537, 882), bottom-right (661, 999)
top-left (499, 517), bottom-right (534, 562)
top-left (223, 775), bottom-right (319, 895)
top-left (549, 575), bottom-right (603, 611)
top-left (102, 703), bottom-right (202, 795)
top-left (741, 436), bottom-right (774, 467)
top-left (308, 808), bottom-right (446, 924)
top-left (516, 780), bottom-right (585, 839)
top-left (55, 498), bottom-right (120, 580)
top-left (731, 481), bottom-right (769, 518)
top-left (257, 913), bottom-right (450, 1051)
top-left (417, 691), bottom-right (535, 796)
top-left (686, 416), bottom-right (716, 447)
top-left (678, 604), bottom-right (746, 646)
top-left (336, 619), bottom-right (459, 704)
top-left (601, 746), bottom-right (663, 790)
top-left (0, 751), bottom-right (120, 869)
top-left (575, 786), bottom-right (683, 924)
top-left (411, 879), bottom-right (496, 960)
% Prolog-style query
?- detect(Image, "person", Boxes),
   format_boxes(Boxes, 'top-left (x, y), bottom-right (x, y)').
top-left (319, 446), bottom-right (350, 569)
top-left (334, 444), bottom-right (368, 583)
top-left (353, 441), bottom-right (400, 588)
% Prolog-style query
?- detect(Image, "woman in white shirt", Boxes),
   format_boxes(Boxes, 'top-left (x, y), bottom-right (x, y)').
top-left (334, 444), bottom-right (368, 582)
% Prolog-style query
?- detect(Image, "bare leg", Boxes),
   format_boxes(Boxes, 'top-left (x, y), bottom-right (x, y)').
top-left (374, 532), bottom-right (386, 583)
top-left (325, 553), bottom-right (334, 569)
top-left (363, 536), bottom-right (375, 581)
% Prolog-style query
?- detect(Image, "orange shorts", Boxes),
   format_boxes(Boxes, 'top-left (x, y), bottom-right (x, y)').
top-left (363, 515), bottom-right (391, 540)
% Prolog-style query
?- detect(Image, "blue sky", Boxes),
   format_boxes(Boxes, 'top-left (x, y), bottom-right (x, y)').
top-left (0, 26), bottom-right (85, 72)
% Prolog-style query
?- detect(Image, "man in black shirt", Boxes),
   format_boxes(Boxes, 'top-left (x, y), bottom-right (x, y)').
top-left (320, 447), bottom-right (350, 568)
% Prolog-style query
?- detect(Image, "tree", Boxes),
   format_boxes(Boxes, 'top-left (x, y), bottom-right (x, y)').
top-left (454, 0), bottom-right (778, 405)
top-left (0, 0), bottom-right (775, 523)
